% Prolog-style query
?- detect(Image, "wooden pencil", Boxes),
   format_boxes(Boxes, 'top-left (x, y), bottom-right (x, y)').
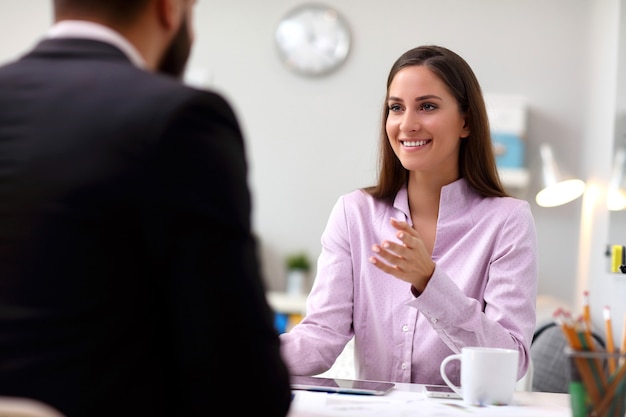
top-left (619, 312), bottom-right (626, 366)
top-left (555, 309), bottom-right (604, 404)
top-left (591, 361), bottom-right (626, 417)
top-left (582, 290), bottom-right (592, 332)
top-left (575, 314), bottom-right (608, 388)
top-left (605, 306), bottom-right (617, 374)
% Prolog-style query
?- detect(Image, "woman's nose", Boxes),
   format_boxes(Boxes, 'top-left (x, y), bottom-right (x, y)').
top-left (400, 113), bottom-right (420, 133)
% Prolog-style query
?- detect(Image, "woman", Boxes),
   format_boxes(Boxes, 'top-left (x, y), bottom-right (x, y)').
top-left (279, 45), bottom-right (537, 385)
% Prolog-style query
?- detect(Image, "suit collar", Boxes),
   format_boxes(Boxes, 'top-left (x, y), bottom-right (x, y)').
top-left (25, 37), bottom-right (135, 66)
top-left (46, 20), bottom-right (145, 68)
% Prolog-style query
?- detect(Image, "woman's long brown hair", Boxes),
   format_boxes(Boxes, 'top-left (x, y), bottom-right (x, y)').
top-left (364, 45), bottom-right (508, 201)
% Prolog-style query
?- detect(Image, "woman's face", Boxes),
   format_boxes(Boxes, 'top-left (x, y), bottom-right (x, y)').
top-left (386, 65), bottom-right (469, 181)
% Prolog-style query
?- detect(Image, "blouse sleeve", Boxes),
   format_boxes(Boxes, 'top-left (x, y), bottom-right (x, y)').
top-left (279, 195), bottom-right (356, 376)
top-left (406, 200), bottom-right (538, 379)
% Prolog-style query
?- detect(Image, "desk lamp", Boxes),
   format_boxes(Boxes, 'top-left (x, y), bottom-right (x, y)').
top-left (535, 143), bottom-right (586, 207)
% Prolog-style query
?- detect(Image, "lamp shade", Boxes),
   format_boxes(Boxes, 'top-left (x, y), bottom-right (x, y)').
top-left (535, 144), bottom-right (585, 207)
top-left (607, 146), bottom-right (626, 210)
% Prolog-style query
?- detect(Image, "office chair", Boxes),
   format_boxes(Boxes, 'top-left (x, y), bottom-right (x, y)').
top-left (530, 321), bottom-right (605, 392)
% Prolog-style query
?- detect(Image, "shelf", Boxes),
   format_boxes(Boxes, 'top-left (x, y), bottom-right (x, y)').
top-left (499, 167), bottom-right (530, 189)
top-left (267, 291), bottom-right (307, 315)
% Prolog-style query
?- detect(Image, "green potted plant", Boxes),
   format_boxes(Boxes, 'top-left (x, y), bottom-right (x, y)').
top-left (285, 252), bottom-right (311, 295)
top-left (286, 252), bottom-right (311, 272)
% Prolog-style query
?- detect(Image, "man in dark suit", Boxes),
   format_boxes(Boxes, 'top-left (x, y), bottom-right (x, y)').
top-left (0, 1), bottom-right (292, 416)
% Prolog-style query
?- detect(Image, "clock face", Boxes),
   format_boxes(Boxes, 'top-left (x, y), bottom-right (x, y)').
top-left (275, 4), bottom-right (351, 77)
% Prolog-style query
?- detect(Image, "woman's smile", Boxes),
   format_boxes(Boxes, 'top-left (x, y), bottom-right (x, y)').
top-left (401, 139), bottom-right (431, 148)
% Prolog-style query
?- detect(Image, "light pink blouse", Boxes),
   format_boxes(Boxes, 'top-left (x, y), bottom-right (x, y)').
top-left (280, 178), bottom-right (538, 385)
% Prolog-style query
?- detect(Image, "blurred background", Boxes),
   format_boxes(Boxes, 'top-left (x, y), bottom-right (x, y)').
top-left (0, 0), bottom-right (624, 340)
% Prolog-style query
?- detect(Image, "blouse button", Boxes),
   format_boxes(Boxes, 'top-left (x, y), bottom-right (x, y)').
top-left (401, 362), bottom-right (407, 370)
top-left (430, 317), bottom-right (438, 324)
top-left (402, 325), bottom-right (409, 332)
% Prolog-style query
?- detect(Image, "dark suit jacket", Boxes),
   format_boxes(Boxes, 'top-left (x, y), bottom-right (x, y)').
top-left (0, 38), bottom-right (291, 417)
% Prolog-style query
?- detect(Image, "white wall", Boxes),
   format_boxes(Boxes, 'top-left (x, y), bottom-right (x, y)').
top-left (582, 0), bottom-right (626, 342)
top-left (0, 2), bottom-right (52, 59)
top-left (1, 1), bottom-right (623, 341)
top-left (187, 0), bottom-right (593, 301)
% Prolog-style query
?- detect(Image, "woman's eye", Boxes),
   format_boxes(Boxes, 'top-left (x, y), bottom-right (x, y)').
top-left (388, 104), bottom-right (402, 112)
top-left (421, 103), bottom-right (437, 111)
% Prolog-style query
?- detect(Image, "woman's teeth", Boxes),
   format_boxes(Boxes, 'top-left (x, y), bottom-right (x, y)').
top-left (403, 140), bottom-right (428, 147)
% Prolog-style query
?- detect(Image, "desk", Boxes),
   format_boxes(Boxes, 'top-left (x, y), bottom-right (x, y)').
top-left (287, 383), bottom-right (571, 416)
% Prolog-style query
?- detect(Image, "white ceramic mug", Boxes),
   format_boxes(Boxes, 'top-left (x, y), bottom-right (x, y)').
top-left (439, 347), bottom-right (519, 406)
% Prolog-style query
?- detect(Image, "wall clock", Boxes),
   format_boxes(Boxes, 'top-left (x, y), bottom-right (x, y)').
top-left (275, 3), bottom-right (351, 77)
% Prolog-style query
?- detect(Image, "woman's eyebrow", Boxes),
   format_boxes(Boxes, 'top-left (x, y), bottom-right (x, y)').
top-left (387, 94), bottom-right (443, 102)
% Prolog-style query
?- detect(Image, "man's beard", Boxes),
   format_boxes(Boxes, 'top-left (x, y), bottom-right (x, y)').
top-left (158, 16), bottom-right (192, 79)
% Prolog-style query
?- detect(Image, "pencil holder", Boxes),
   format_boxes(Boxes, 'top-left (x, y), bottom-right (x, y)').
top-left (566, 347), bottom-right (626, 417)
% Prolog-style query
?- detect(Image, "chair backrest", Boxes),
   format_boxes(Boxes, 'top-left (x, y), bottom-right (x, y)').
top-left (530, 321), bottom-right (605, 393)
top-left (0, 397), bottom-right (66, 417)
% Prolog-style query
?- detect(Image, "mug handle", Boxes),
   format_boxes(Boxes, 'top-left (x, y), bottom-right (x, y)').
top-left (440, 354), bottom-right (463, 396)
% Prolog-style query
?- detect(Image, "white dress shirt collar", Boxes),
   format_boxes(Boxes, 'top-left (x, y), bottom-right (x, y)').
top-left (46, 20), bottom-right (146, 69)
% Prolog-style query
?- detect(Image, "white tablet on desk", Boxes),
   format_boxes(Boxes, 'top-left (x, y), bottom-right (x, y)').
top-left (290, 376), bottom-right (395, 396)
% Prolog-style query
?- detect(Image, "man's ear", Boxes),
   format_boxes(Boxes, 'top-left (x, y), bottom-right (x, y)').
top-left (155, 0), bottom-right (179, 30)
